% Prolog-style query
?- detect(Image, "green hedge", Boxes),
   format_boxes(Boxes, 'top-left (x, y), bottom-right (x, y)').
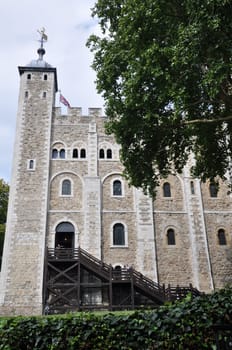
top-left (1, 288), bottom-right (232, 349)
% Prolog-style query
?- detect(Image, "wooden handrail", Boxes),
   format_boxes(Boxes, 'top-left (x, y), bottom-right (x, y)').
top-left (46, 247), bottom-right (201, 303)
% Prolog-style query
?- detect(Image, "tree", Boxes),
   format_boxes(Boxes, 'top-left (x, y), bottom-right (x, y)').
top-left (0, 179), bottom-right (9, 267)
top-left (87, 0), bottom-right (232, 197)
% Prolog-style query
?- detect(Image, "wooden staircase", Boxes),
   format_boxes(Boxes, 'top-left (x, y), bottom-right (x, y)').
top-left (43, 247), bottom-right (201, 314)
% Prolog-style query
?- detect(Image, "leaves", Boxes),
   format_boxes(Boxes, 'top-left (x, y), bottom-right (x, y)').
top-left (87, 0), bottom-right (232, 197)
top-left (1, 288), bottom-right (232, 349)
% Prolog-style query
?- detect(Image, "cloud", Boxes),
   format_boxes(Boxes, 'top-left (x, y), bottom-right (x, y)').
top-left (0, 0), bottom-right (103, 182)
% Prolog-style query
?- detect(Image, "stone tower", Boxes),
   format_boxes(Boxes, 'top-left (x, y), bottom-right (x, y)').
top-left (0, 35), bottom-right (57, 315)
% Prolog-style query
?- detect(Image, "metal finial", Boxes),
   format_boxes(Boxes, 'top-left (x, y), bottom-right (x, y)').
top-left (37, 28), bottom-right (48, 60)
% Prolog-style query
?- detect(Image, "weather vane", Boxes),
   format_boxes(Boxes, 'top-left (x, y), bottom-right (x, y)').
top-left (37, 27), bottom-right (48, 48)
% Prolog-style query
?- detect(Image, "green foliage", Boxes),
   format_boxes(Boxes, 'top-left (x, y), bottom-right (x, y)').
top-left (0, 179), bottom-right (9, 225)
top-left (87, 0), bottom-right (232, 197)
top-left (1, 288), bottom-right (232, 349)
top-left (0, 179), bottom-right (9, 265)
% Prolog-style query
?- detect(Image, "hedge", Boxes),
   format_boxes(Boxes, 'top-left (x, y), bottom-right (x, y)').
top-left (0, 288), bottom-right (232, 349)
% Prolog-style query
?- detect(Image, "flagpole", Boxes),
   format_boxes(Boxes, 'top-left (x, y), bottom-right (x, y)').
top-left (58, 90), bottom-right (61, 106)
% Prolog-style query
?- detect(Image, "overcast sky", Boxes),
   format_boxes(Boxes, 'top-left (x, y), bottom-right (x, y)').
top-left (0, 0), bottom-right (104, 183)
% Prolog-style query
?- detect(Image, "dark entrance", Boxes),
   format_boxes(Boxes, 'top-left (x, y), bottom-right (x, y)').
top-left (55, 222), bottom-right (74, 248)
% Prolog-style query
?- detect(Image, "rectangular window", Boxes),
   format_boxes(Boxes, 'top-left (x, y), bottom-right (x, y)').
top-left (27, 159), bottom-right (35, 171)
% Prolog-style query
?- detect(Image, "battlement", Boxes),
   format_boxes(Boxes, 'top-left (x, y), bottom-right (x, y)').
top-left (54, 107), bottom-right (104, 118)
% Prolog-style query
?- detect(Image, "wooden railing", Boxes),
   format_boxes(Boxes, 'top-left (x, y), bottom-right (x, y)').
top-left (164, 284), bottom-right (202, 301)
top-left (47, 248), bottom-right (79, 260)
top-left (46, 247), bottom-right (201, 303)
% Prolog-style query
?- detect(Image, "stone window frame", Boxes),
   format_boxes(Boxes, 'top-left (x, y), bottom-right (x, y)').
top-left (99, 149), bottom-right (105, 159)
top-left (217, 228), bottom-right (227, 246)
top-left (163, 182), bottom-right (172, 198)
top-left (52, 148), bottom-right (66, 159)
top-left (60, 178), bottom-right (73, 197)
top-left (72, 148), bottom-right (78, 159)
top-left (98, 143), bottom-right (114, 160)
top-left (106, 149), bottom-right (112, 159)
top-left (111, 178), bottom-right (124, 197)
top-left (209, 182), bottom-right (218, 198)
top-left (110, 221), bottom-right (128, 248)
top-left (190, 180), bottom-right (195, 195)
top-left (80, 148), bottom-right (86, 159)
top-left (166, 228), bottom-right (176, 246)
top-left (71, 143), bottom-right (87, 160)
top-left (27, 159), bottom-right (36, 171)
top-left (51, 142), bottom-right (67, 160)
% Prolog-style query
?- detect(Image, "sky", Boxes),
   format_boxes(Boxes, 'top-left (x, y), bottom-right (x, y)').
top-left (0, 0), bottom-right (104, 183)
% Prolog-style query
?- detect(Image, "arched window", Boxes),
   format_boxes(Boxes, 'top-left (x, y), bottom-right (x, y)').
top-left (62, 179), bottom-right (71, 195)
top-left (55, 222), bottom-right (74, 249)
top-left (29, 159), bottom-right (34, 170)
top-left (113, 180), bottom-right (122, 196)
top-left (25, 91), bottom-right (29, 98)
top-left (218, 229), bottom-right (227, 245)
top-left (167, 229), bottom-right (175, 245)
top-left (209, 182), bottom-right (218, 197)
top-left (107, 149), bottom-right (112, 159)
top-left (80, 149), bottom-right (86, 158)
top-left (27, 74), bottom-right (31, 80)
top-left (72, 148), bottom-right (78, 158)
top-left (190, 181), bottom-right (195, 195)
top-left (60, 149), bottom-right (66, 159)
top-left (99, 149), bottom-right (104, 159)
top-left (52, 149), bottom-right (58, 159)
top-left (113, 223), bottom-right (125, 246)
top-left (163, 182), bottom-right (171, 197)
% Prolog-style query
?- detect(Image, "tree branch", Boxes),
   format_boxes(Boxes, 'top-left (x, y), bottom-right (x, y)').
top-left (183, 115), bottom-right (232, 125)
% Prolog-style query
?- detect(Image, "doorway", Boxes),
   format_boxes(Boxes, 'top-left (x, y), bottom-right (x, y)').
top-left (55, 222), bottom-right (75, 248)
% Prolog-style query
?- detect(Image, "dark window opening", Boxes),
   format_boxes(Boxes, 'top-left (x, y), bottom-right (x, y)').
top-left (80, 149), bottom-right (86, 158)
top-left (43, 91), bottom-right (46, 98)
top-left (52, 149), bottom-right (58, 159)
top-left (25, 91), bottom-right (29, 98)
top-left (29, 159), bottom-right (34, 169)
top-left (60, 149), bottom-right (66, 159)
top-left (44, 74), bottom-right (47, 80)
top-left (167, 229), bottom-right (176, 245)
top-left (27, 74), bottom-right (31, 80)
top-left (163, 182), bottom-right (171, 197)
top-left (99, 149), bottom-right (105, 159)
top-left (190, 181), bottom-right (195, 195)
top-left (218, 229), bottom-right (227, 245)
top-left (113, 223), bottom-right (125, 246)
top-left (62, 179), bottom-right (71, 195)
top-left (73, 148), bottom-right (78, 158)
top-left (209, 182), bottom-right (218, 198)
top-left (113, 180), bottom-right (122, 196)
top-left (107, 149), bottom-right (112, 159)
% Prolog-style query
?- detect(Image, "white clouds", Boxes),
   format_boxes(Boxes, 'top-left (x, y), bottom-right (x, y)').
top-left (0, 0), bottom-right (104, 182)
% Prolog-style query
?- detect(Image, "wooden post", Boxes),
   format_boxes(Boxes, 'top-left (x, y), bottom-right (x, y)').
top-left (109, 265), bottom-right (113, 311)
top-left (130, 268), bottom-right (135, 309)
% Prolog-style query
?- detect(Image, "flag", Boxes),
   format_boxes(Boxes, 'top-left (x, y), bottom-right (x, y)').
top-left (60, 93), bottom-right (71, 108)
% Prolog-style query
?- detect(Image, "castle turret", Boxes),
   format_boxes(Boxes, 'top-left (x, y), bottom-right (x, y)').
top-left (0, 31), bottom-right (57, 315)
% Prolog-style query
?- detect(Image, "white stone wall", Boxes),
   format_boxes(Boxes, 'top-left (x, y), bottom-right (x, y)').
top-left (0, 68), bottom-right (57, 315)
